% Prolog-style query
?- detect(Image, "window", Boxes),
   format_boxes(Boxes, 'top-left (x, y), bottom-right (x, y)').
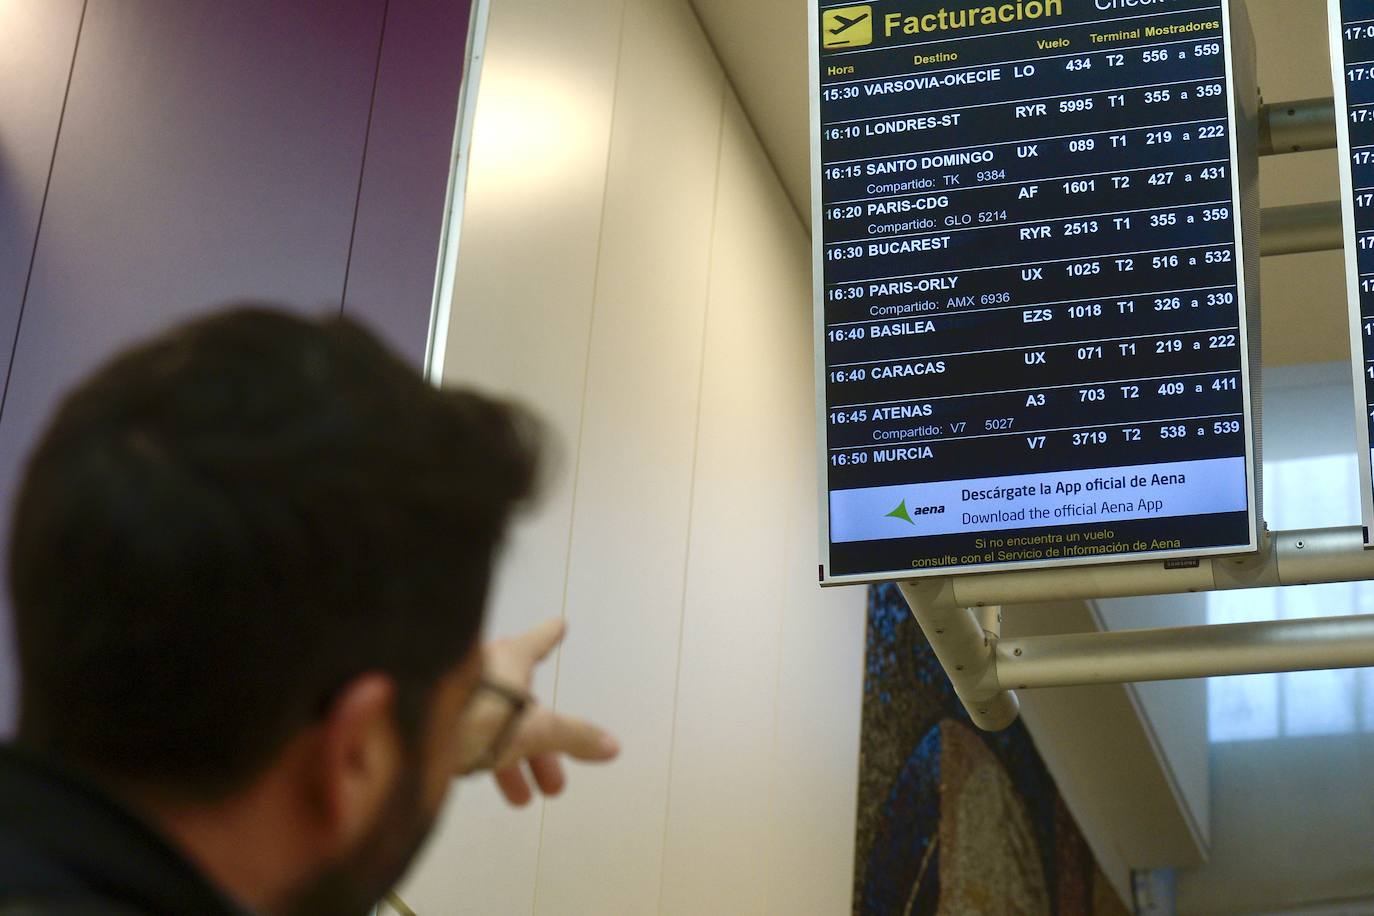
top-left (1207, 453), bottom-right (1374, 742)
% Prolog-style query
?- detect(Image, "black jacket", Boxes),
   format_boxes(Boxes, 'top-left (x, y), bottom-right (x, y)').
top-left (0, 744), bottom-right (247, 915)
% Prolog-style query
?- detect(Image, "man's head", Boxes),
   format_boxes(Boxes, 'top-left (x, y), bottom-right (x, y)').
top-left (9, 306), bottom-right (540, 912)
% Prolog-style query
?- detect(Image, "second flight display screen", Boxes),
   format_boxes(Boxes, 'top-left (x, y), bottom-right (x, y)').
top-left (814, 0), bottom-right (1259, 581)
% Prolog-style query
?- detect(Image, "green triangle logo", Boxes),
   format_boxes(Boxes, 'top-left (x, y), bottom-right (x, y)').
top-left (886, 499), bottom-right (916, 525)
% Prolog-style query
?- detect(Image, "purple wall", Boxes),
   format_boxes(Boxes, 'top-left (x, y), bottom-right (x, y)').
top-left (345, 0), bottom-right (474, 366)
top-left (0, 0), bottom-right (473, 732)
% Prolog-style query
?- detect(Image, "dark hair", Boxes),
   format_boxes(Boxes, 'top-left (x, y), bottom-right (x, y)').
top-left (9, 305), bottom-right (540, 797)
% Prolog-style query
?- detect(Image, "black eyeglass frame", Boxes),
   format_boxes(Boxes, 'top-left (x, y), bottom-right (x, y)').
top-left (466, 677), bottom-right (531, 772)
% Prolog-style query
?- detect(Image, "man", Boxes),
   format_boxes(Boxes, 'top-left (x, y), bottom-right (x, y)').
top-left (0, 307), bottom-right (618, 914)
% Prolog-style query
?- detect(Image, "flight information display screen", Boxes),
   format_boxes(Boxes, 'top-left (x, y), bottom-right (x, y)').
top-left (810, 0), bottom-right (1262, 583)
top-left (1331, 0), bottom-right (1374, 543)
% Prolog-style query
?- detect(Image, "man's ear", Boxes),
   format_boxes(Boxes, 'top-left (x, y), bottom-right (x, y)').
top-left (309, 673), bottom-right (402, 852)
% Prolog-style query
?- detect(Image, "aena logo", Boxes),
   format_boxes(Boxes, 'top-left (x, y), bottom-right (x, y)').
top-left (886, 499), bottom-right (917, 526)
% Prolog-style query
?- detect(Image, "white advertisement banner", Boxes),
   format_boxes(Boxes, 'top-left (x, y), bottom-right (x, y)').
top-left (829, 456), bottom-right (1248, 543)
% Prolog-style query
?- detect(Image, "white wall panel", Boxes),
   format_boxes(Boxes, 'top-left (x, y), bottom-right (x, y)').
top-left (658, 91), bottom-right (865, 915)
top-left (762, 138), bottom-right (865, 916)
top-left (657, 92), bottom-right (790, 916)
top-left (768, 556), bottom-right (865, 916)
top-left (769, 267), bottom-right (865, 914)
top-left (531, 0), bottom-right (725, 909)
top-left (399, 0), bottom-right (627, 911)
top-left (404, 0), bottom-right (867, 911)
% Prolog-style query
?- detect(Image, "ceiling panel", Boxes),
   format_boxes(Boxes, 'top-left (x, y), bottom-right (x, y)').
top-left (688, 0), bottom-right (810, 220)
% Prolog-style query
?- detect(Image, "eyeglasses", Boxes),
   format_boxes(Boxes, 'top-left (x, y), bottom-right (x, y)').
top-left (455, 677), bottom-right (531, 774)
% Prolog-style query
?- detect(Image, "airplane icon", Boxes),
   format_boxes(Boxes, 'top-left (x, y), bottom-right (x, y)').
top-left (829, 11), bottom-right (869, 35)
top-left (822, 5), bottom-right (873, 49)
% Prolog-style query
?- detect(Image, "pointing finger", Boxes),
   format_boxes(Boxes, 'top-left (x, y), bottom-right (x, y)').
top-left (515, 707), bottom-right (620, 762)
top-left (517, 617), bottom-right (567, 663)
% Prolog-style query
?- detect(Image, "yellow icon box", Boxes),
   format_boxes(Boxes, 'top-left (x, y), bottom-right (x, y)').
top-left (822, 5), bottom-right (873, 50)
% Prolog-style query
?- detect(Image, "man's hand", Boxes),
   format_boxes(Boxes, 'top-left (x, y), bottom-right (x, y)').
top-left (464, 618), bottom-right (619, 806)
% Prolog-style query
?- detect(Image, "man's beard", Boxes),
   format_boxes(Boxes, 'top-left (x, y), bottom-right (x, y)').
top-left (282, 756), bottom-right (439, 916)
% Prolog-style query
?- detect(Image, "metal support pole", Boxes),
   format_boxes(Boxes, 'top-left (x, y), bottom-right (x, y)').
top-left (899, 581), bottom-right (1019, 731)
top-left (1259, 97), bottom-right (1336, 156)
top-left (974, 604), bottom-right (1002, 641)
top-left (896, 526), bottom-right (1374, 731)
top-left (1252, 98), bottom-right (1342, 254)
top-left (998, 615), bottom-right (1374, 688)
top-left (1260, 201), bottom-right (1344, 256)
top-left (940, 526), bottom-right (1374, 610)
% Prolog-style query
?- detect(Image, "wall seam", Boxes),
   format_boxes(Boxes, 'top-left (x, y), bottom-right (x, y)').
top-left (0, 0), bottom-right (89, 432)
top-left (530, 0), bottom-right (633, 910)
top-left (761, 391), bottom-right (791, 915)
top-left (652, 71), bottom-right (729, 916)
top-left (339, 0), bottom-right (393, 314)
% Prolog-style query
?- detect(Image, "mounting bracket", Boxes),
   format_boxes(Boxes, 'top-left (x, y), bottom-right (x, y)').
top-left (898, 526), bottom-right (1374, 731)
